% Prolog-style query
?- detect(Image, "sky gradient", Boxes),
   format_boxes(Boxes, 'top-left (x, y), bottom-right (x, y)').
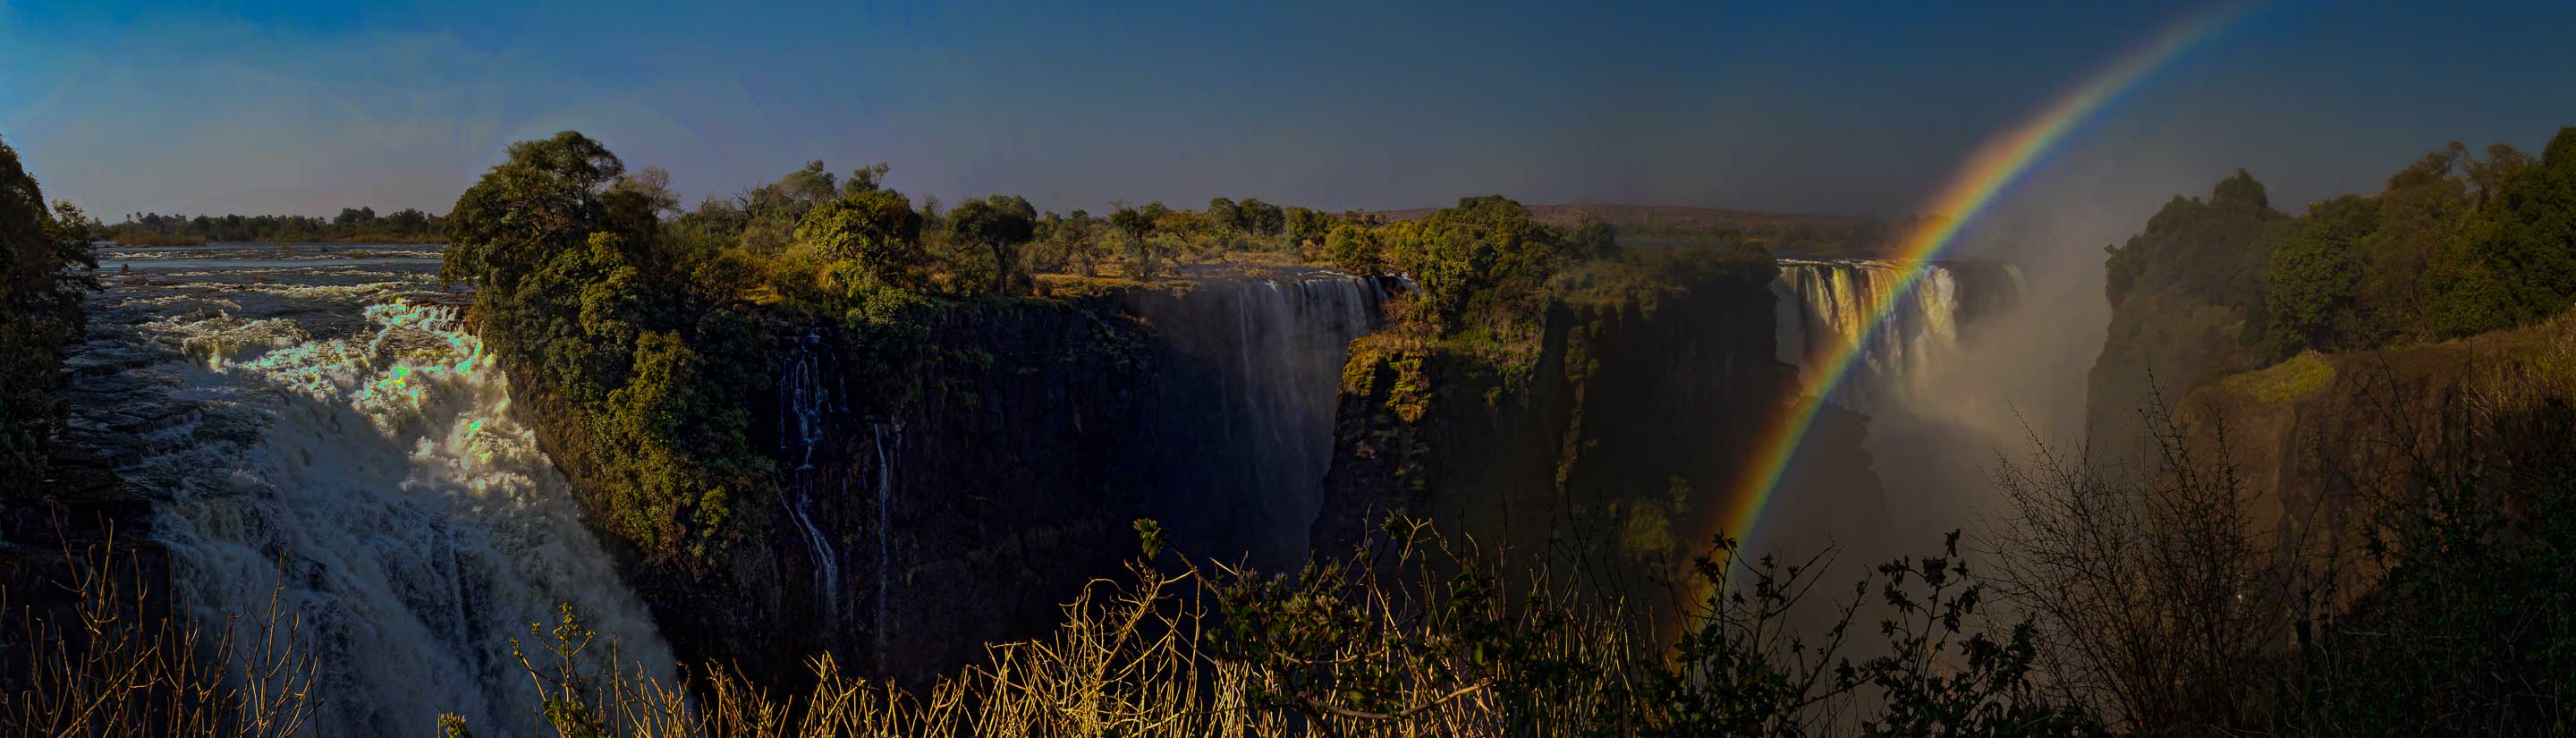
top-left (4, 0), bottom-right (2574, 250)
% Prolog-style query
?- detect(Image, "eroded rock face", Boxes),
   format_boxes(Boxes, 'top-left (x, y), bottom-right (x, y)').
top-left (540, 273), bottom-right (1389, 685)
top-left (1312, 267), bottom-right (1834, 605)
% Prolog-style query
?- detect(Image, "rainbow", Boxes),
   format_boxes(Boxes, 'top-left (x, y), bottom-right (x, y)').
top-left (1711, 4), bottom-right (2250, 551)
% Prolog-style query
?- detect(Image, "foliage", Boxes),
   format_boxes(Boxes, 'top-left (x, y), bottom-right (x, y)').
top-left (0, 133), bottom-right (97, 478)
top-left (795, 185), bottom-right (930, 296)
top-left (2428, 127), bottom-right (2576, 336)
top-left (404, 516), bottom-right (2097, 737)
top-left (1988, 394), bottom-right (2296, 733)
top-left (2218, 350), bottom-right (2336, 403)
top-left (2120, 128), bottom-right (2576, 364)
top-left (945, 194), bottom-right (1037, 295)
top-left (1387, 195), bottom-right (1568, 338)
top-left (443, 131), bottom-right (767, 566)
top-left (1565, 215), bottom-right (1621, 261)
top-left (2264, 195), bottom-right (2376, 353)
top-left (3, 527), bottom-right (320, 736)
top-left (2255, 343), bottom-right (2576, 735)
top-left (2102, 168), bottom-right (2283, 316)
top-left (102, 206), bottom-right (445, 245)
top-left (1322, 224), bottom-right (1381, 276)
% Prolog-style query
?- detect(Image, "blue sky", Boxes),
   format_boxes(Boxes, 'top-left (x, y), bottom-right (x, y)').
top-left (4, 0), bottom-right (2572, 250)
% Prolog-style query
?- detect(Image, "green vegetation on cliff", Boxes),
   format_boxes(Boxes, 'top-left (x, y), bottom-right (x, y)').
top-left (442, 132), bottom-right (772, 566)
top-left (439, 131), bottom-right (1405, 571)
top-left (2080, 124), bottom-right (2576, 734)
top-left (2093, 126), bottom-right (2576, 446)
top-left (2108, 127), bottom-right (2576, 363)
top-left (0, 134), bottom-right (99, 477)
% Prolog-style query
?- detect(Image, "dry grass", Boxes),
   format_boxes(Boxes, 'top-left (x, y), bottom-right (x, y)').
top-left (2, 522), bottom-right (319, 737)
top-left (479, 525), bottom-right (1652, 737)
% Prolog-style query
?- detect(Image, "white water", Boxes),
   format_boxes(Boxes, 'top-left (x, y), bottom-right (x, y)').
top-left (68, 246), bottom-right (672, 737)
top-left (1771, 259), bottom-right (1966, 411)
top-left (779, 333), bottom-right (840, 623)
top-left (870, 421), bottom-right (896, 674)
top-left (1131, 272), bottom-right (1384, 571)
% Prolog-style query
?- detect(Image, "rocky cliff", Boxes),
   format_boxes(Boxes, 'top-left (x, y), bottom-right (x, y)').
top-left (537, 273), bottom-right (1386, 685)
top-left (1310, 264), bottom-right (1879, 605)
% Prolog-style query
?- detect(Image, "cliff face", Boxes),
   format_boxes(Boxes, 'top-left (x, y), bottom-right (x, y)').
top-left (2174, 318), bottom-right (2570, 556)
top-left (1312, 269), bottom-right (1803, 599)
top-left (2084, 289), bottom-right (2263, 454)
top-left (531, 274), bottom-right (1385, 684)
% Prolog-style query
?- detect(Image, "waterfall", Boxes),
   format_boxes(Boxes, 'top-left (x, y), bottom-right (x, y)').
top-left (779, 332), bottom-right (840, 623)
top-left (96, 294), bottom-right (673, 737)
top-left (1771, 259), bottom-right (1968, 411)
top-left (1128, 271), bottom-right (1385, 572)
top-left (870, 421), bottom-right (895, 673)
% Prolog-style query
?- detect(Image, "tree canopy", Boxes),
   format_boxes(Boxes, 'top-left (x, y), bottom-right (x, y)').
top-left (0, 134), bottom-right (98, 476)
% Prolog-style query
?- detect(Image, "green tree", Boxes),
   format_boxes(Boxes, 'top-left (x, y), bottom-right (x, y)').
top-left (2466, 142), bottom-right (2535, 208)
top-left (0, 134), bottom-right (99, 476)
top-left (737, 160), bottom-right (841, 255)
top-left (1567, 216), bottom-right (1620, 260)
top-left (1205, 197), bottom-right (1241, 235)
top-left (1284, 206), bottom-right (1333, 249)
top-left (2428, 127), bottom-right (2576, 336)
top-left (2264, 196), bottom-right (2376, 353)
top-left (1237, 198), bottom-right (1285, 238)
top-left (797, 187), bottom-right (928, 296)
top-left (1323, 224), bottom-right (1380, 276)
top-left (441, 131), bottom-right (628, 291)
top-left (1398, 195), bottom-right (1563, 335)
top-left (947, 194), bottom-right (1038, 295)
top-left (1109, 201), bottom-right (1174, 279)
top-left (2101, 169), bottom-right (2283, 311)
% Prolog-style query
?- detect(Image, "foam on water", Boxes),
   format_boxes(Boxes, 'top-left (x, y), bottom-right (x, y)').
top-left (69, 258), bottom-right (672, 737)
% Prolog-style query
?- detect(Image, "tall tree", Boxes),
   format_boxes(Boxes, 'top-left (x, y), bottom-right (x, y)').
top-left (947, 194), bottom-right (1038, 294)
top-left (1401, 195), bottom-right (1562, 335)
top-left (797, 186), bottom-right (928, 294)
top-left (442, 131), bottom-right (627, 290)
top-left (0, 134), bottom-right (99, 476)
top-left (1206, 197), bottom-right (1242, 234)
top-left (2263, 195), bottom-right (2375, 352)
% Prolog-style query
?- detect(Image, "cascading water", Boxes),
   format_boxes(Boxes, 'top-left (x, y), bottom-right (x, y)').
top-left (870, 421), bottom-right (896, 673)
top-left (64, 244), bottom-right (672, 737)
top-left (1128, 271), bottom-right (1385, 572)
top-left (1770, 258), bottom-right (1966, 411)
top-left (778, 333), bottom-right (840, 623)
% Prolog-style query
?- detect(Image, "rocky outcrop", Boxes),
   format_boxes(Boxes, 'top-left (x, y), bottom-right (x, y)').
top-left (2174, 318), bottom-right (2571, 558)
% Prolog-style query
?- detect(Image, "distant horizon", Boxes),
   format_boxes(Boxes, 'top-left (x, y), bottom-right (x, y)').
top-left (10, 1), bottom-right (2576, 264)
top-left (94, 197), bottom-right (1879, 224)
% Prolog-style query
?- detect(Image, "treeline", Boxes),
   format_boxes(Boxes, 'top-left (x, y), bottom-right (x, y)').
top-left (2106, 126), bottom-right (2576, 360)
top-left (0, 135), bottom-right (100, 478)
top-left (104, 206), bottom-right (446, 245)
top-left (437, 131), bottom-right (1710, 568)
top-left (651, 158), bottom-right (1403, 310)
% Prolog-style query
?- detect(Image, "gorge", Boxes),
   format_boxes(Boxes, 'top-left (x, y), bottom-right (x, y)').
top-left (53, 235), bottom-right (2020, 734)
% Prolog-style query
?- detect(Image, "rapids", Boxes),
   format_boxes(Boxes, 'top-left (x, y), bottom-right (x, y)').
top-left (61, 243), bottom-right (671, 736)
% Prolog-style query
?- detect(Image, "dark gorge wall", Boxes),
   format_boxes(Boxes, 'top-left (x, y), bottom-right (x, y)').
top-left (551, 274), bottom-right (1385, 685)
top-left (1312, 268), bottom-right (1824, 602)
top-left (529, 259), bottom-right (1992, 685)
